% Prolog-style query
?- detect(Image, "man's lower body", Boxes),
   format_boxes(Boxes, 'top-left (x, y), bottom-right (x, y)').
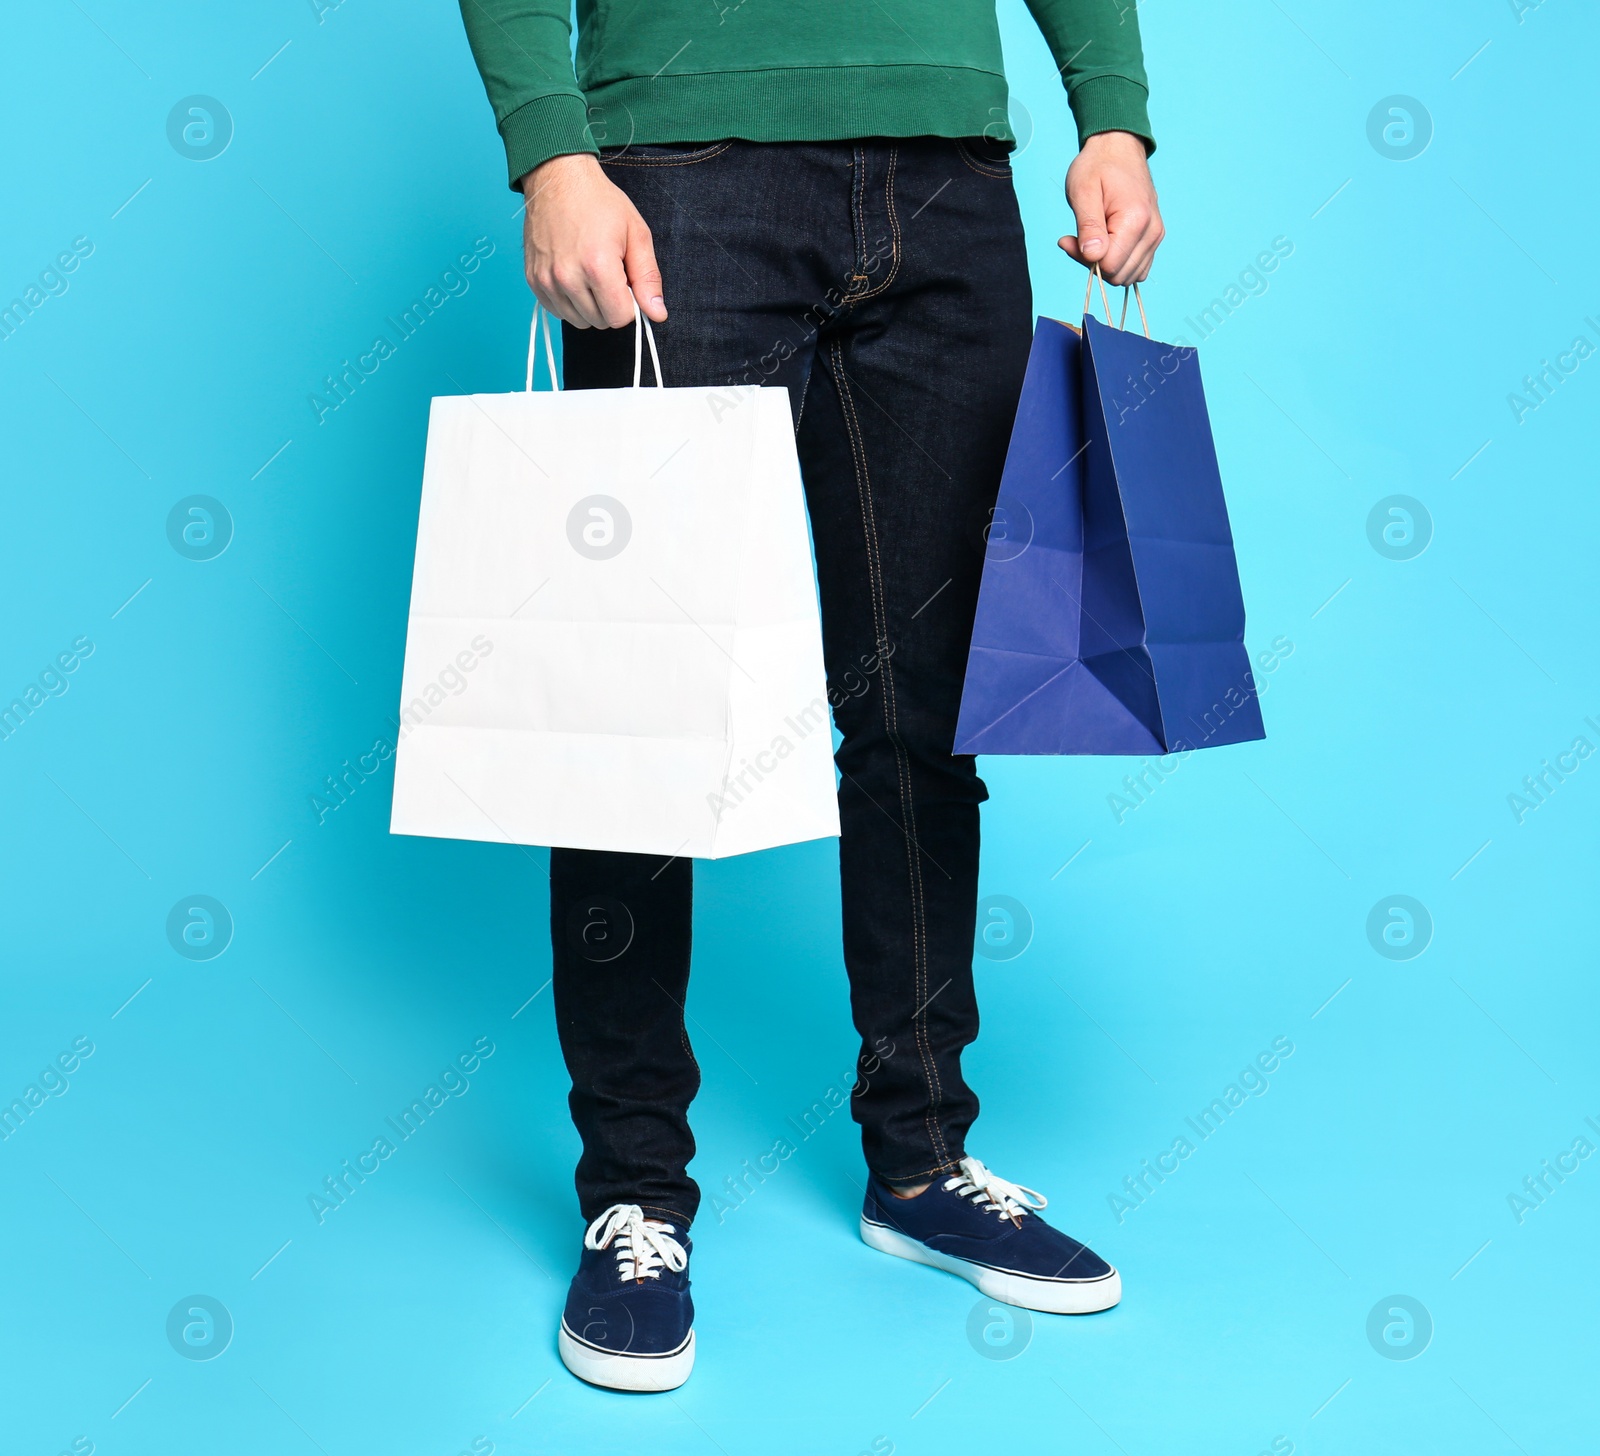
top-left (549, 138), bottom-right (1119, 1392)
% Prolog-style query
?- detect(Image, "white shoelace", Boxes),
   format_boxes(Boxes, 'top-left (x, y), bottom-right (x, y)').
top-left (943, 1157), bottom-right (1048, 1226)
top-left (585, 1204), bottom-right (688, 1284)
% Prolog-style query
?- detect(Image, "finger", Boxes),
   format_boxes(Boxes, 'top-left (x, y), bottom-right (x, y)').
top-left (584, 248), bottom-right (638, 329)
top-left (1096, 206), bottom-right (1148, 285)
top-left (625, 221), bottom-right (667, 322)
top-left (1057, 236), bottom-right (1093, 267)
top-left (1120, 217), bottom-right (1165, 287)
top-left (1059, 225), bottom-right (1156, 287)
top-left (553, 292), bottom-right (593, 329)
top-left (527, 273), bottom-right (569, 326)
top-left (526, 252), bottom-right (588, 328)
top-left (570, 285), bottom-right (612, 329)
top-left (552, 264), bottom-right (613, 329)
top-left (1058, 234), bottom-right (1125, 279)
top-left (532, 274), bottom-right (591, 329)
top-left (1102, 228), bottom-right (1155, 288)
top-left (1066, 176), bottom-right (1109, 266)
top-left (1125, 227), bottom-right (1164, 286)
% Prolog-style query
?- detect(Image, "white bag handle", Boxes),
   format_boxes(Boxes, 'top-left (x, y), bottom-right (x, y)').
top-left (525, 301), bottom-right (559, 392)
top-left (632, 300), bottom-right (664, 389)
top-left (523, 299), bottom-right (664, 390)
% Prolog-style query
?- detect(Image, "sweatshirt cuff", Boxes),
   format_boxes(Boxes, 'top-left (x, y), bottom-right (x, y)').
top-left (499, 92), bottom-right (600, 190)
top-left (1068, 75), bottom-right (1155, 155)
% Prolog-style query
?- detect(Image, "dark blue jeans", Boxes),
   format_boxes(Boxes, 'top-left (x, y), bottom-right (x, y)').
top-left (554, 137), bottom-right (1033, 1226)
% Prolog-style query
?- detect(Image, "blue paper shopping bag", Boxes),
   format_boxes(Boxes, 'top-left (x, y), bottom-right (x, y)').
top-left (953, 292), bottom-right (1265, 756)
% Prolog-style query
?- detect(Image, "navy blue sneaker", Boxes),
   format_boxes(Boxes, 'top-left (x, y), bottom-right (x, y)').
top-left (861, 1157), bottom-right (1121, 1314)
top-left (558, 1204), bottom-right (694, 1391)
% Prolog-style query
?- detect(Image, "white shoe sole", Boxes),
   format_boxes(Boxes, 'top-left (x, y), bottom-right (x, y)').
top-left (860, 1217), bottom-right (1122, 1314)
top-left (558, 1323), bottom-right (694, 1392)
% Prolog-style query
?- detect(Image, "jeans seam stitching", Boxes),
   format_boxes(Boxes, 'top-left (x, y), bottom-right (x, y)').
top-left (954, 138), bottom-right (1012, 178)
top-left (826, 337), bottom-right (951, 1171)
top-left (601, 141), bottom-right (735, 169)
top-left (850, 147), bottom-right (902, 303)
top-left (850, 147), bottom-right (867, 292)
top-left (875, 1156), bottom-right (964, 1184)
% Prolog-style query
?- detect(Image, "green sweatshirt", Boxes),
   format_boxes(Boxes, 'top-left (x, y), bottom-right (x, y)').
top-left (459, 0), bottom-right (1152, 189)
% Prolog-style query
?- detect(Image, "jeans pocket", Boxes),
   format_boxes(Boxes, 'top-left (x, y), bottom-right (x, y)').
top-left (599, 141), bottom-right (735, 168)
top-left (954, 137), bottom-right (1014, 179)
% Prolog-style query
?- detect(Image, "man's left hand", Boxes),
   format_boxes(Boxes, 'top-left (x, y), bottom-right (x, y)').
top-left (1058, 130), bottom-right (1164, 287)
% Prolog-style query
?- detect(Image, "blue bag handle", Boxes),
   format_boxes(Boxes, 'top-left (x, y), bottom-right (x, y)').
top-left (1083, 264), bottom-right (1151, 339)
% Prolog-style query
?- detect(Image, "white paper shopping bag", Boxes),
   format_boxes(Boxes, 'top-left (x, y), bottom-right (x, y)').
top-left (390, 306), bottom-right (840, 858)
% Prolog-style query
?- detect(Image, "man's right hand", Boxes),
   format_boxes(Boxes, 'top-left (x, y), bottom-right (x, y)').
top-left (520, 154), bottom-right (667, 329)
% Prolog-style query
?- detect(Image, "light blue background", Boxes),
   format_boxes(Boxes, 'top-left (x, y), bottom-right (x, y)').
top-left (2, 1), bottom-right (1595, 1452)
